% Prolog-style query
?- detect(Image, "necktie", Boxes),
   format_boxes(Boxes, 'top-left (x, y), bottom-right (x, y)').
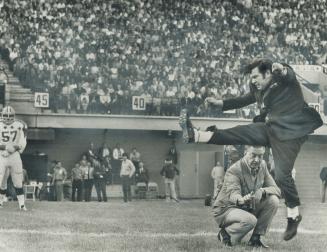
top-left (251, 168), bottom-right (259, 176)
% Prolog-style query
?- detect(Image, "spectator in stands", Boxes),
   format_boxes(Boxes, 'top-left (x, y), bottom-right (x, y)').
top-left (113, 143), bottom-right (124, 160)
top-left (213, 146), bottom-right (281, 248)
top-left (51, 161), bottom-right (67, 201)
top-left (120, 153), bottom-right (135, 203)
top-left (130, 147), bottom-right (141, 174)
top-left (79, 91), bottom-right (89, 114)
top-left (211, 161), bottom-right (225, 199)
top-left (320, 167), bottom-right (327, 203)
top-left (93, 158), bottom-right (108, 202)
top-left (1, 0), bottom-right (326, 118)
top-left (102, 156), bottom-right (113, 185)
top-left (71, 163), bottom-right (84, 202)
top-left (44, 160), bottom-right (57, 201)
top-left (136, 162), bottom-right (150, 189)
top-left (160, 157), bottom-right (179, 202)
top-left (86, 142), bottom-right (98, 161)
top-left (167, 140), bottom-right (178, 165)
top-left (98, 143), bottom-right (111, 160)
top-left (80, 160), bottom-right (94, 202)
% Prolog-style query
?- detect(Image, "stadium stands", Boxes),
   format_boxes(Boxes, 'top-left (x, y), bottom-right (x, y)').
top-left (0, 0), bottom-right (326, 117)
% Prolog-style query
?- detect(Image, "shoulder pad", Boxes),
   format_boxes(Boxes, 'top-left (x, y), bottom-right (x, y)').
top-left (14, 119), bottom-right (28, 129)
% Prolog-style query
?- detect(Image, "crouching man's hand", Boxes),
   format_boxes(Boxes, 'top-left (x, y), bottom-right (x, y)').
top-left (253, 189), bottom-right (265, 201)
top-left (237, 193), bottom-right (253, 205)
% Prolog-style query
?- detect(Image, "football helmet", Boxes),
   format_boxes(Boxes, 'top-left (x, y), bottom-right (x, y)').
top-left (1, 105), bottom-right (15, 125)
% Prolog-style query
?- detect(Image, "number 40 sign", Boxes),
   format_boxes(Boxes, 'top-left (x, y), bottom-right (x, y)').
top-left (132, 96), bottom-right (146, 110)
top-left (34, 92), bottom-right (49, 108)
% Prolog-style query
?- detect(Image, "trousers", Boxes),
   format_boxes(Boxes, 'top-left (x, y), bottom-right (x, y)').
top-left (164, 178), bottom-right (177, 200)
top-left (321, 181), bottom-right (327, 203)
top-left (54, 180), bottom-right (64, 201)
top-left (121, 175), bottom-right (132, 202)
top-left (94, 178), bottom-right (107, 202)
top-left (84, 179), bottom-right (93, 202)
top-left (72, 179), bottom-right (83, 202)
top-left (216, 195), bottom-right (279, 244)
top-left (0, 152), bottom-right (23, 189)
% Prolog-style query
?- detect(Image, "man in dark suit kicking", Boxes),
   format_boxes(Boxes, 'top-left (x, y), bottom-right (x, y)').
top-left (179, 58), bottom-right (323, 241)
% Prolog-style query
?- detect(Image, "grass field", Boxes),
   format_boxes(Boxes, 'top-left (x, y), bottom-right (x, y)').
top-left (0, 199), bottom-right (326, 252)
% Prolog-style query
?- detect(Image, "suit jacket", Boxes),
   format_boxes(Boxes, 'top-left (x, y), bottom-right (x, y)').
top-left (212, 158), bottom-right (280, 226)
top-left (222, 65), bottom-right (323, 141)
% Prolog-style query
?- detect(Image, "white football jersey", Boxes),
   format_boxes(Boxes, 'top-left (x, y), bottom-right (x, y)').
top-left (0, 119), bottom-right (27, 153)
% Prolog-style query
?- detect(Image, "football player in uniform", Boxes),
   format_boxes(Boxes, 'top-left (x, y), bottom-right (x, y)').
top-left (0, 105), bottom-right (28, 210)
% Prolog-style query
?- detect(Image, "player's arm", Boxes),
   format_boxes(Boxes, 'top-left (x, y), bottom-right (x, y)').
top-left (13, 122), bottom-right (27, 153)
top-left (206, 92), bottom-right (256, 111)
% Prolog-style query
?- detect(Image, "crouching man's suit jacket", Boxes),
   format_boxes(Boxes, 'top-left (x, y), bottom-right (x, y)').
top-left (213, 158), bottom-right (281, 226)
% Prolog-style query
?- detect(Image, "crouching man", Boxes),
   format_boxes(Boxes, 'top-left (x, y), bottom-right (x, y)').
top-left (213, 145), bottom-right (281, 248)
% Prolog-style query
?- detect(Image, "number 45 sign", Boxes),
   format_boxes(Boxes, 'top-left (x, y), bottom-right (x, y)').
top-left (34, 92), bottom-right (49, 108)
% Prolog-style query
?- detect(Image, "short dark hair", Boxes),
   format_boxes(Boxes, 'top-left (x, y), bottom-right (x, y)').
top-left (243, 58), bottom-right (273, 75)
top-left (122, 153), bottom-right (128, 157)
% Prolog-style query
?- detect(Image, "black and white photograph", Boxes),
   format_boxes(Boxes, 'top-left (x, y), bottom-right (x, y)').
top-left (0, 0), bottom-right (327, 251)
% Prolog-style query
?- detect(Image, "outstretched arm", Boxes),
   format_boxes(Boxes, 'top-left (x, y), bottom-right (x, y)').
top-left (205, 92), bottom-right (256, 111)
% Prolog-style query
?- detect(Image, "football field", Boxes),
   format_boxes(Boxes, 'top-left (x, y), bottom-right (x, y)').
top-left (0, 199), bottom-right (326, 252)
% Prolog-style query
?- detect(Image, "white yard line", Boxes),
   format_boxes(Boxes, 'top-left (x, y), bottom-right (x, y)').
top-left (0, 228), bottom-right (326, 238)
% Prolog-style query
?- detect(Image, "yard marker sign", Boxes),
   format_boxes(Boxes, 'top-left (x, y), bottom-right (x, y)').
top-left (34, 92), bottom-right (49, 108)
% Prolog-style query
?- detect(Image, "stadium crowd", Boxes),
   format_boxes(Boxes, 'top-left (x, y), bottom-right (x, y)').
top-left (0, 0), bottom-right (327, 117)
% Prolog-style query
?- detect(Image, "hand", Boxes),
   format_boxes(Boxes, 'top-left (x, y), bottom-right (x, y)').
top-left (204, 97), bottom-right (223, 107)
top-left (237, 197), bottom-right (245, 205)
top-left (5, 144), bottom-right (16, 154)
top-left (253, 189), bottom-right (264, 201)
top-left (242, 193), bottom-right (253, 202)
top-left (272, 62), bottom-right (287, 76)
top-left (238, 193), bottom-right (252, 205)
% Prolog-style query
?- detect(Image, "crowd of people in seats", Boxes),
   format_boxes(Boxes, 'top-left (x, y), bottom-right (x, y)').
top-left (1, 0), bottom-right (326, 117)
